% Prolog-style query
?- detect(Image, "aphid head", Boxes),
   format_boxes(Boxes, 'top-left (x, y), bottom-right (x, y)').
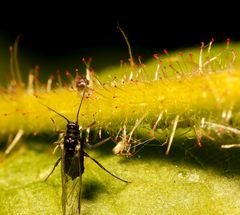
top-left (67, 121), bottom-right (79, 130)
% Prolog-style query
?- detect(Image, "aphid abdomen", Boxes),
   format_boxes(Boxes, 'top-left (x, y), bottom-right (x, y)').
top-left (64, 155), bottom-right (81, 180)
top-left (63, 122), bottom-right (84, 179)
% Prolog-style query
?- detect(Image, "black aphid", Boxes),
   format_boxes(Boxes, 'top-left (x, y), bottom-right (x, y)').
top-left (43, 91), bottom-right (128, 215)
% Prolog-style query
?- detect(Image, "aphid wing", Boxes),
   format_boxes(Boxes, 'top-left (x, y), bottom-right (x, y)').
top-left (61, 148), bottom-right (67, 215)
top-left (61, 144), bottom-right (82, 215)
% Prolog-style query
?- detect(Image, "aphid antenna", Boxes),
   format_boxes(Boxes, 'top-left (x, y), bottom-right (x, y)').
top-left (39, 102), bottom-right (70, 123)
top-left (127, 113), bottom-right (147, 143)
top-left (128, 137), bottom-right (156, 157)
top-left (76, 89), bottom-right (86, 124)
top-left (130, 137), bottom-right (156, 148)
top-left (115, 126), bottom-right (124, 141)
top-left (122, 124), bottom-right (127, 142)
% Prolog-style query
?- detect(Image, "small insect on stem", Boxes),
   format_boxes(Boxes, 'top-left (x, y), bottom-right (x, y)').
top-left (41, 90), bottom-right (128, 215)
top-left (113, 114), bottom-right (147, 156)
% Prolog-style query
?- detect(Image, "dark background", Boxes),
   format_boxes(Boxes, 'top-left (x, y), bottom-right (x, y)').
top-left (0, 2), bottom-right (239, 78)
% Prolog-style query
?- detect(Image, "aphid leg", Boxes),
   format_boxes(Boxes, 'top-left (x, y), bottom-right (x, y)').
top-left (50, 118), bottom-right (65, 134)
top-left (52, 134), bottom-right (64, 154)
top-left (84, 126), bottom-right (109, 149)
top-left (84, 152), bottom-right (129, 183)
top-left (127, 114), bottom-right (147, 143)
top-left (128, 137), bottom-right (155, 157)
top-left (166, 115), bottom-right (179, 155)
top-left (49, 118), bottom-right (65, 154)
top-left (85, 127), bottom-right (91, 147)
top-left (115, 126), bottom-right (123, 141)
top-left (86, 117), bottom-right (96, 129)
top-left (126, 114), bottom-right (147, 154)
top-left (84, 118), bottom-right (112, 149)
top-left (44, 157), bottom-right (62, 181)
top-left (52, 144), bottom-right (60, 154)
top-left (45, 139), bottom-right (64, 181)
top-left (85, 137), bottom-right (112, 149)
top-left (4, 129), bottom-right (24, 156)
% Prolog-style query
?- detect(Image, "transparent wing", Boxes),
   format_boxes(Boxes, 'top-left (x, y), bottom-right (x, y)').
top-left (61, 143), bottom-right (83, 215)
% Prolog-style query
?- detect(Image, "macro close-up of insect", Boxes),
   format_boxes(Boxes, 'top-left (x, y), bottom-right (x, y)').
top-left (42, 90), bottom-right (128, 215)
top-left (2, 9), bottom-right (240, 214)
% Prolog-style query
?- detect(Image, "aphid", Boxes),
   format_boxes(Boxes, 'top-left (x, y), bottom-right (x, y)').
top-left (43, 91), bottom-right (128, 215)
top-left (112, 114), bottom-right (147, 156)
